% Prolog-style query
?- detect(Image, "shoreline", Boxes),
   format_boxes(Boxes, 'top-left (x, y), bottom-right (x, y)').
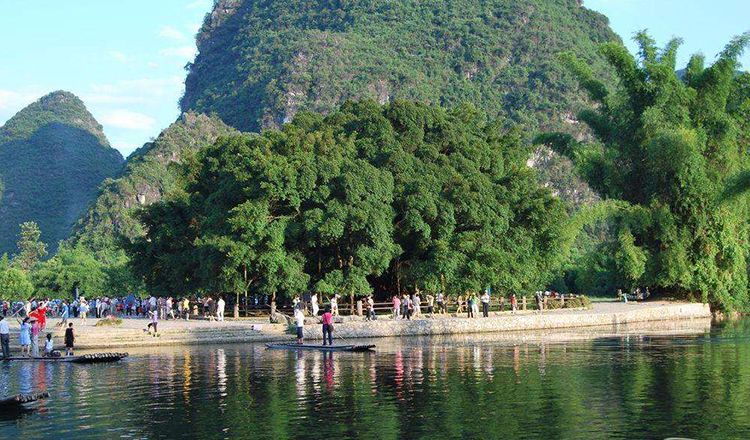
top-left (2, 301), bottom-right (711, 351)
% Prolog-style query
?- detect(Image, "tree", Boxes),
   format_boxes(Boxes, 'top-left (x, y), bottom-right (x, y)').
top-left (13, 221), bottom-right (47, 271)
top-left (33, 245), bottom-right (107, 300)
top-left (536, 32), bottom-right (750, 310)
top-left (0, 255), bottom-right (34, 301)
top-left (129, 100), bottom-right (567, 300)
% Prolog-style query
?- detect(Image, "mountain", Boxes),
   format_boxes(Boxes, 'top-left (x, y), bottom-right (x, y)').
top-left (0, 91), bottom-right (124, 255)
top-left (70, 112), bottom-right (238, 251)
top-left (182, 0), bottom-right (620, 136)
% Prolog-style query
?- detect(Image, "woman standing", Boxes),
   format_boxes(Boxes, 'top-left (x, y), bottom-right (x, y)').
top-left (79, 298), bottom-right (89, 326)
top-left (30, 318), bottom-right (40, 357)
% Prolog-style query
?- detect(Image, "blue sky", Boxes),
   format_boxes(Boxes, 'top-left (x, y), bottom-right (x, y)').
top-left (0, 0), bottom-right (748, 157)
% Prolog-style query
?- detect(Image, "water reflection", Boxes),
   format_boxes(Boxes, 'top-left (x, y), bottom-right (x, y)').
top-left (3, 318), bottom-right (741, 440)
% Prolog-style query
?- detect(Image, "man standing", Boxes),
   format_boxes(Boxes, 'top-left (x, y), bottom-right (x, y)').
top-left (217, 296), bottom-right (226, 322)
top-left (481, 289), bottom-right (491, 317)
top-left (0, 316), bottom-right (10, 358)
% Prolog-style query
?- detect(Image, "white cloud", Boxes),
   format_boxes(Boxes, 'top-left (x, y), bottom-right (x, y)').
top-left (160, 45), bottom-right (197, 60)
top-left (147, 61), bottom-right (159, 69)
top-left (159, 25), bottom-right (186, 40)
top-left (186, 0), bottom-right (211, 9)
top-left (100, 109), bottom-right (156, 131)
top-left (86, 76), bottom-right (184, 105)
top-left (108, 51), bottom-right (133, 64)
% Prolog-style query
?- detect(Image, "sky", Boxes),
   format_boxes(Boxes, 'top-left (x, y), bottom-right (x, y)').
top-left (0, 0), bottom-right (748, 157)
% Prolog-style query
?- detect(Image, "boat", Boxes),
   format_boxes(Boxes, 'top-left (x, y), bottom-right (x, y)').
top-left (1, 353), bottom-right (128, 364)
top-left (266, 343), bottom-right (375, 352)
top-left (0, 392), bottom-right (49, 409)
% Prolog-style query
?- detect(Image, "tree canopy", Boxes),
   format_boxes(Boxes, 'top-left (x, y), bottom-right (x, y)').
top-left (537, 32), bottom-right (750, 310)
top-left (128, 101), bottom-right (567, 300)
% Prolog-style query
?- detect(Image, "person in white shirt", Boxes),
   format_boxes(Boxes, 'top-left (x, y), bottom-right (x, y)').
top-left (294, 304), bottom-right (306, 344)
top-left (217, 297), bottom-right (226, 321)
top-left (330, 294), bottom-right (339, 317)
top-left (481, 290), bottom-right (491, 317)
top-left (0, 316), bottom-right (10, 358)
top-left (311, 293), bottom-right (319, 316)
top-left (44, 333), bottom-right (55, 357)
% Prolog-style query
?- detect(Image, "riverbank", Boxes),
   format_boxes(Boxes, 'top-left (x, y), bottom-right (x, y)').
top-left (2, 300), bottom-right (711, 351)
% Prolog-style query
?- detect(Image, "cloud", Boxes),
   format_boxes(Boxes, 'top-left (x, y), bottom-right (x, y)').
top-left (159, 25), bottom-right (186, 40)
top-left (100, 109), bottom-right (156, 131)
top-left (160, 45), bottom-right (198, 60)
top-left (86, 76), bottom-right (184, 105)
top-left (186, 0), bottom-right (211, 9)
top-left (108, 51), bottom-right (133, 64)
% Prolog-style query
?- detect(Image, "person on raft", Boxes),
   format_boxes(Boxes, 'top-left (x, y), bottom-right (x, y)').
top-left (320, 307), bottom-right (334, 346)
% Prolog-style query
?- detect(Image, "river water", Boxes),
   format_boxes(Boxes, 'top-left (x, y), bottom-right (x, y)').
top-left (1, 318), bottom-right (748, 440)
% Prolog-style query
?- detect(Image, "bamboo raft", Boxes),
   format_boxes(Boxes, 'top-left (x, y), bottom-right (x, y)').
top-left (2, 353), bottom-right (128, 364)
top-left (0, 392), bottom-right (49, 408)
top-left (266, 343), bottom-right (375, 352)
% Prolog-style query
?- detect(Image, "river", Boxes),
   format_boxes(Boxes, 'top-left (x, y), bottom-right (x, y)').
top-left (2, 318), bottom-right (748, 440)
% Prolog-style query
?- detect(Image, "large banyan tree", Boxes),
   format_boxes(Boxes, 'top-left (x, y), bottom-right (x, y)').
top-left (537, 32), bottom-right (750, 310)
top-left (128, 101), bottom-right (566, 303)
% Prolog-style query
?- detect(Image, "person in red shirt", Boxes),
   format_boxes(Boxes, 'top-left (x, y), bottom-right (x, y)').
top-left (320, 307), bottom-right (334, 346)
top-left (31, 303), bottom-right (47, 330)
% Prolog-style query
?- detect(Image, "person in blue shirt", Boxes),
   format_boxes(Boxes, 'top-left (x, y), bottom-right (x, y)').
top-left (58, 301), bottom-right (70, 328)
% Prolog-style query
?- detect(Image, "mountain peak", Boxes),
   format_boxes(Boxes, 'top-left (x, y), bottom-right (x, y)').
top-left (0, 90), bottom-right (107, 145)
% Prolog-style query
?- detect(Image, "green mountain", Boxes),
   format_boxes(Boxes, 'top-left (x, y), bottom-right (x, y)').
top-left (182, 0), bottom-right (620, 136)
top-left (0, 91), bottom-right (124, 255)
top-left (70, 112), bottom-right (238, 251)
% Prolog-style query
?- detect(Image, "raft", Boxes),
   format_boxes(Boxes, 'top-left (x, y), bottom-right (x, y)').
top-left (0, 392), bottom-right (49, 408)
top-left (266, 343), bottom-right (375, 352)
top-left (2, 353), bottom-right (128, 364)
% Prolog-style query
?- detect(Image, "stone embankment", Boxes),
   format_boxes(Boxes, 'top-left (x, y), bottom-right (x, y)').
top-left (3, 301), bottom-right (711, 351)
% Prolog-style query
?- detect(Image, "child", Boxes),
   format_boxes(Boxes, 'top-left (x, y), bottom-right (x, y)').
top-left (18, 317), bottom-right (31, 356)
top-left (147, 309), bottom-right (158, 336)
top-left (64, 323), bottom-right (75, 356)
top-left (44, 333), bottom-right (54, 357)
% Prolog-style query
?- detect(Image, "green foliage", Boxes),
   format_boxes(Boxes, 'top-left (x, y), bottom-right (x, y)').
top-left (33, 244), bottom-right (107, 299)
top-left (183, 0), bottom-right (619, 138)
top-left (0, 91), bottom-right (123, 255)
top-left (13, 221), bottom-right (47, 271)
top-left (538, 33), bottom-right (750, 310)
top-left (129, 100), bottom-right (567, 299)
top-left (0, 255), bottom-right (33, 301)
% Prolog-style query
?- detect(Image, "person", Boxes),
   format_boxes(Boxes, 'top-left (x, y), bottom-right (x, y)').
top-left (44, 333), bottom-right (54, 357)
top-left (294, 303), bottom-right (305, 344)
top-left (58, 301), bottom-right (70, 327)
top-left (366, 296), bottom-right (376, 321)
top-left (330, 294), bottom-right (339, 317)
top-left (217, 296), bottom-right (226, 322)
top-left (166, 297), bottom-right (175, 320)
top-left (0, 315), bottom-right (10, 358)
top-left (426, 293), bottom-right (434, 317)
top-left (404, 294), bottom-right (413, 320)
top-left (456, 294), bottom-right (465, 315)
top-left (535, 291), bottom-right (544, 311)
top-left (481, 289), bottom-right (491, 317)
top-left (392, 295), bottom-right (401, 319)
top-left (207, 297), bottom-right (217, 322)
top-left (401, 293), bottom-right (409, 319)
top-left (64, 323), bottom-right (75, 356)
top-left (412, 290), bottom-right (421, 318)
top-left (183, 297), bottom-right (190, 320)
top-left (147, 309), bottom-right (159, 336)
top-left (18, 317), bottom-right (31, 356)
top-left (321, 307), bottom-right (334, 346)
top-left (311, 293), bottom-right (319, 317)
top-left (35, 302), bottom-right (48, 330)
top-left (510, 293), bottom-right (518, 312)
top-left (79, 297), bottom-right (89, 325)
top-left (30, 318), bottom-right (40, 357)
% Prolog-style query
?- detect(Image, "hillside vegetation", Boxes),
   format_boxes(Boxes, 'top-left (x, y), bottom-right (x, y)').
top-left (0, 91), bottom-right (123, 255)
top-left (182, 0), bottom-right (619, 136)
